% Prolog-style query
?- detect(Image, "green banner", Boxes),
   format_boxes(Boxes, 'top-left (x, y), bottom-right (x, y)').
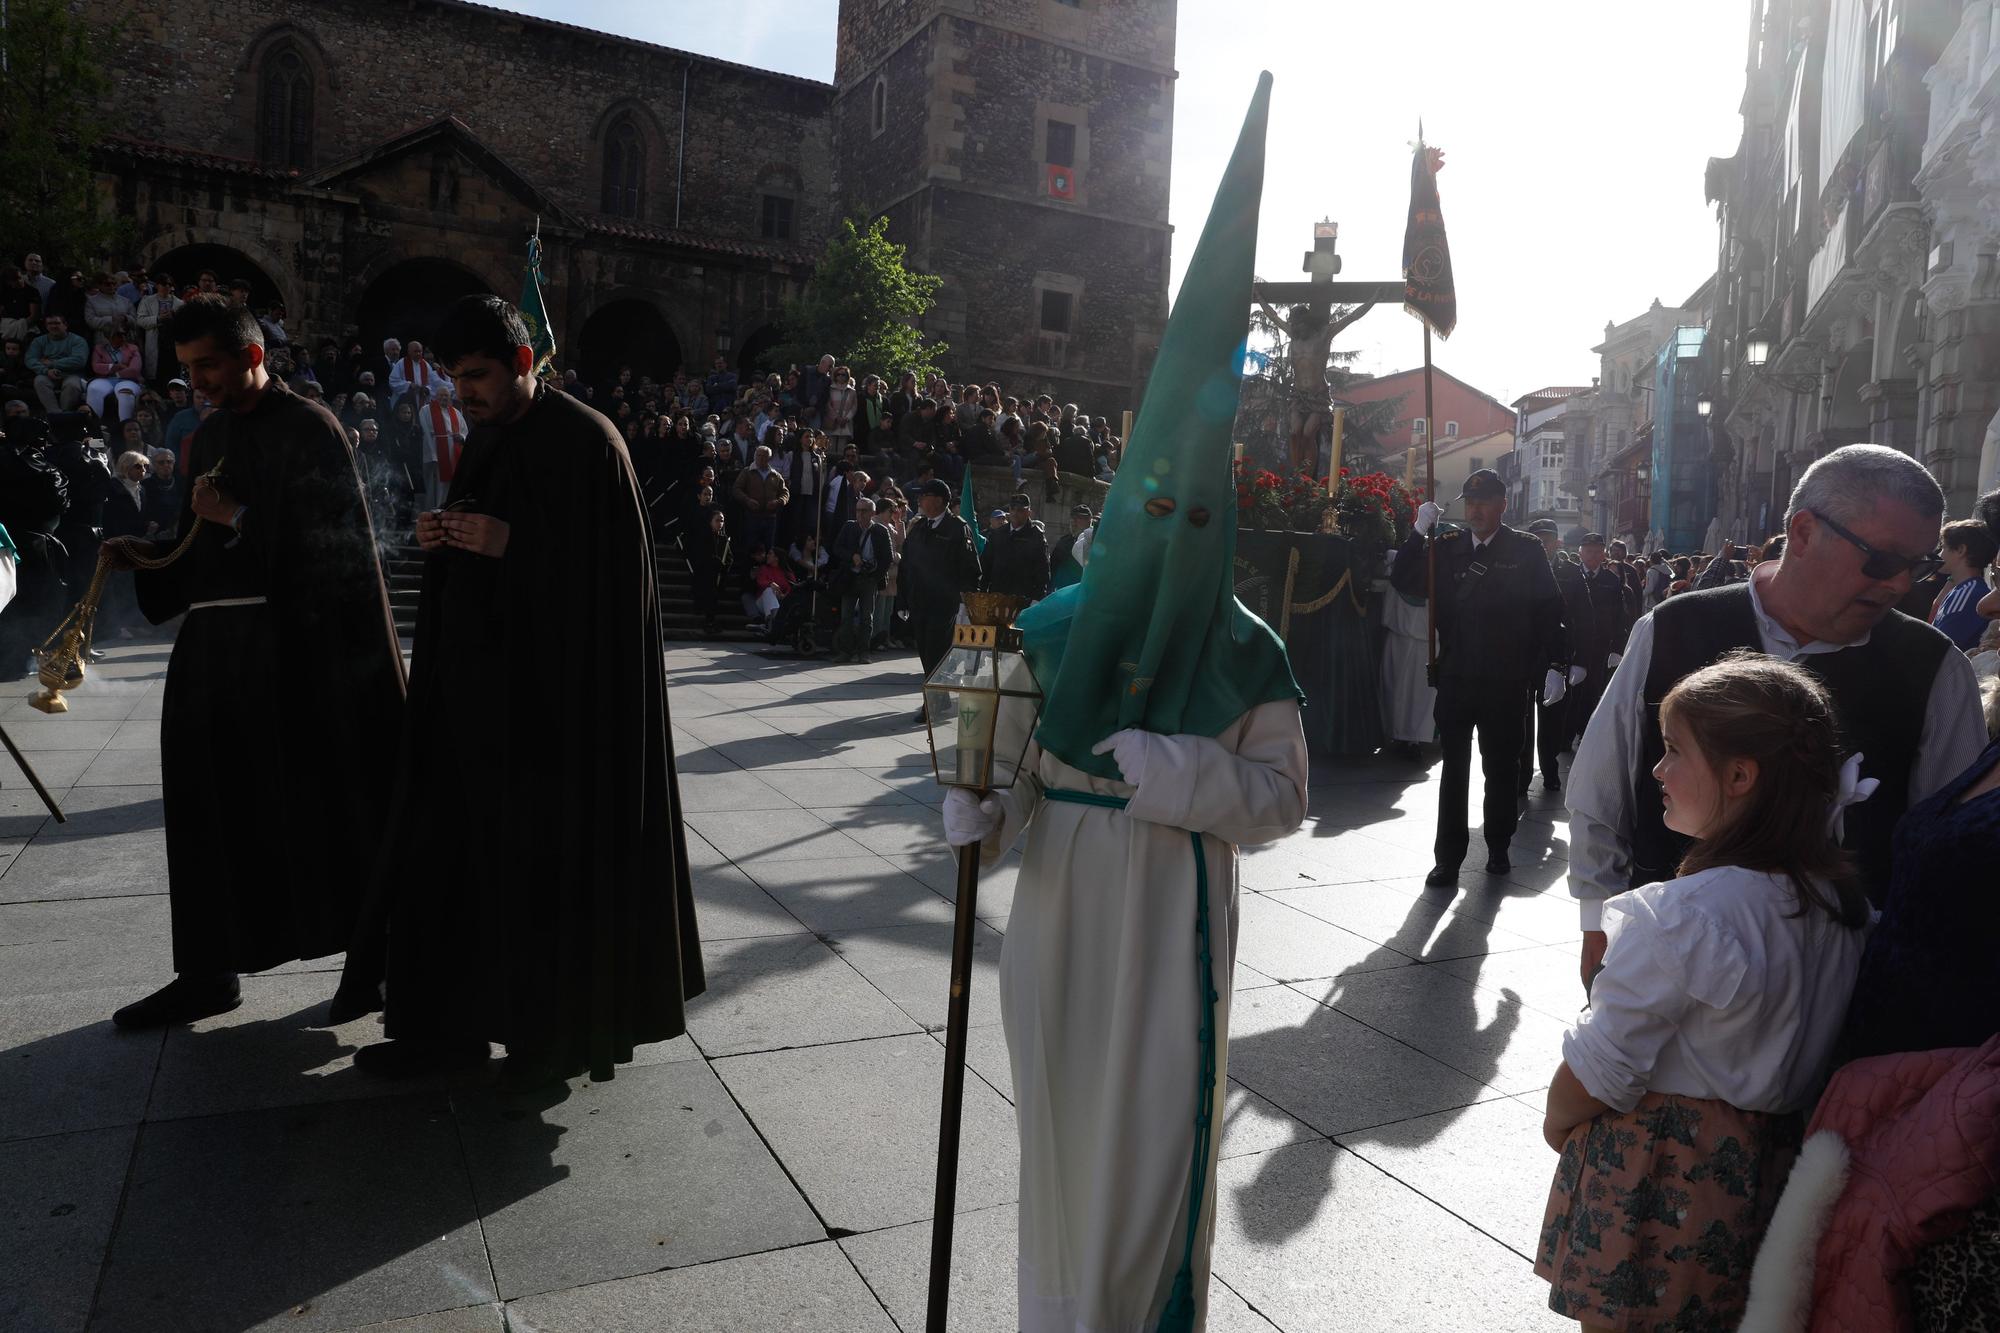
top-left (520, 232), bottom-right (557, 374)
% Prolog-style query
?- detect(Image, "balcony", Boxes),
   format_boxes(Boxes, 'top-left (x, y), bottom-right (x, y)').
top-left (1923, 2), bottom-right (2000, 168)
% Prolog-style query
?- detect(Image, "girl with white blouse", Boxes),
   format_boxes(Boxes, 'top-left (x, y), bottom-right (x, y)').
top-left (1535, 651), bottom-right (1871, 1333)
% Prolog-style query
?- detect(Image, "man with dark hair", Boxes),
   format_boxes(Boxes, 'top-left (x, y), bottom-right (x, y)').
top-left (342, 293), bottom-right (703, 1090)
top-left (901, 477), bottom-right (982, 718)
top-left (984, 490), bottom-right (1052, 602)
top-left (101, 294), bottom-right (406, 1028)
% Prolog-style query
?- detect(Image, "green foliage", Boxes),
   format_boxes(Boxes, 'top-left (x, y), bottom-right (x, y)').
top-left (0, 0), bottom-right (129, 268)
top-left (771, 216), bottom-right (945, 382)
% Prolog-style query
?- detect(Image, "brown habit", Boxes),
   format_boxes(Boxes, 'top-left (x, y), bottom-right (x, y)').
top-left (346, 385), bottom-right (704, 1079)
top-left (135, 378), bottom-right (407, 974)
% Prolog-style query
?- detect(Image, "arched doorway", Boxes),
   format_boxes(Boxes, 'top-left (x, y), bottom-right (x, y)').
top-left (356, 259), bottom-right (493, 357)
top-left (148, 244), bottom-right (285, 310)
top-left (577, 298), bottom-right (681, 391)
top-left (736, 323), bottom-right (782, 378)
top-left (1826, 340), bottom-right (1874, 434)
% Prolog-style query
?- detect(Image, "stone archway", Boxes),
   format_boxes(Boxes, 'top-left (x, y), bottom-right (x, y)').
top-left (736, 323), bottom-right (782, 379)
top-left (355, 258), bottom-right (494, 356)
top-left (145, 242), bottom-right (289, 312)
top-left (577, 298), bottom-right (683, 391)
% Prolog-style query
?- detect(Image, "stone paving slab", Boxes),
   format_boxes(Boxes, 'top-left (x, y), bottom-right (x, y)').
top-left (92, 1094), bottom-right (496, 1332)
top-left (686, 933), bottom-right (923, 1057)
top-left (502, 1242), bottom-right (899, 1333)
top-left (714, 1033), bottom-right (1020, 1234)
top-left (1214, 1139), bottom-right (1571, 1332)
top-left (0, 1125), bottom-right (135, 1333)
top-left (457, 1060), bottom-right (824, 1299)
top-left (0, 987), bottom-right (159, 1141)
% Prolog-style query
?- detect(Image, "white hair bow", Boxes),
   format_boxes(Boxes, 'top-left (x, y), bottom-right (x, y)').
top-left (1826, 752), bottom-right (1880, 840)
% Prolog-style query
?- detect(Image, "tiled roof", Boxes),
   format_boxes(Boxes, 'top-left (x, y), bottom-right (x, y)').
top-left (426, 0), bottom-right (833, 92)
top-left (100, 136), bottom-right (294, 179)
top-left (583, 216), bottom-right (816, 265)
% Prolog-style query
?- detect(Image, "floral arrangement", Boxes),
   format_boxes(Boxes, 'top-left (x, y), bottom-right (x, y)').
top-left (1234, 460), bottom-right (1424, 545)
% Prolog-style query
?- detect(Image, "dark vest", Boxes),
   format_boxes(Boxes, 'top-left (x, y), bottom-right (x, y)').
top-left (1633, 583), bottom-right (1950, 903)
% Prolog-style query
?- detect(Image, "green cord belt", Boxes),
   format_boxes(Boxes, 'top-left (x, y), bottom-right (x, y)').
top-left (1042, 787), bottom-right (1215, 1332)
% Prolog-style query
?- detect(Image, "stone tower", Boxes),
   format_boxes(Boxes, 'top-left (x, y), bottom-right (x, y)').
top-left (833, 0), bottom-right (1177, 418)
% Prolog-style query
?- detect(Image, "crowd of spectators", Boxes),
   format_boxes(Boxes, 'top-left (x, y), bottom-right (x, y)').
top-left (0, 250), bottom-right (1132, 661)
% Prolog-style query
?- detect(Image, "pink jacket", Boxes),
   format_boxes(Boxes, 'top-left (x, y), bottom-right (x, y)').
top-left (1805, 1036), bottom-right (2000, 1332)
top-left (91, 341), bottom-right (142, 381)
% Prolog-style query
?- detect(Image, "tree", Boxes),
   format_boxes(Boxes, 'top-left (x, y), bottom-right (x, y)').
top-left (0, 0), bottom-right (127, 268)
top-left (771, 216), bottom-right (945, 382)
top-left (1235, 301), bottom-right (1402, 474)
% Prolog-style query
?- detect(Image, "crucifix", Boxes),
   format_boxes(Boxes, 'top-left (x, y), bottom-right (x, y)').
top-left (1252, 220), bottom-right (1403, 475)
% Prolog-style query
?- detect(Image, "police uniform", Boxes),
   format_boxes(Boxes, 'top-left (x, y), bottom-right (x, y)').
top-left (1391, 472), bottom-right (1566, 883)
top-left (1561, 536), bottom-right (1635, 742)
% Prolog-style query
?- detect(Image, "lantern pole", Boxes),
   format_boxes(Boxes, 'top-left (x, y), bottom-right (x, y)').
top-left (924, 591), bottom-right (1031, 1332)
top-left (924, 837), bottom-right (983, 1332)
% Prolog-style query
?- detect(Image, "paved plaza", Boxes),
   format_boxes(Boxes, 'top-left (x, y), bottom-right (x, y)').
top-left (2, 638), bottom-right (1582, 1332)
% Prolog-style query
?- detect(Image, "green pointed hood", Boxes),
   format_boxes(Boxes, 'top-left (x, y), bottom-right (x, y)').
top-left (1017, 73), bottom-right (1299, 780)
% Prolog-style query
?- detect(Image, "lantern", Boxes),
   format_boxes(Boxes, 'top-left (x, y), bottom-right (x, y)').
top-left (919, 589), bottom-right (1043, 1333)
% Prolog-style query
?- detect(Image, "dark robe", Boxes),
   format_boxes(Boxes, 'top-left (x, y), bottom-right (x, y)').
top-left (133, 378), bottom-right (406, 974)
top-left (350, 385), bottom-right (703, 1079)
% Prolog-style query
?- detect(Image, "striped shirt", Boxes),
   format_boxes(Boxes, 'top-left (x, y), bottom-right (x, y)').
top-left (1931, 575), bottom-right (1991, 650)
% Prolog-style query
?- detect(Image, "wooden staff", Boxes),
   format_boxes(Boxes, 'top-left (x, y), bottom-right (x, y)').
top-left (1423, 326), bottom-right (1438, 685)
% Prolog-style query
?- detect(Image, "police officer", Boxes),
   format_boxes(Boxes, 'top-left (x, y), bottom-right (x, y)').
top-left (1391, 469), bottom-right (1567, 886)
top-left (900, 477), bottom-right (983, 720)
top-left (1519, 518), bottom-right (1580, 795)
top-left (1563, 532), bottom-right (1635, 740)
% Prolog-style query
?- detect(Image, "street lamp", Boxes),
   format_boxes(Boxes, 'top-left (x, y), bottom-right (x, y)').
top-left (1587, 483), bottom-right (1598, 503)
top-left (715, 320), bottom-right (733, 355)
top-left (1696, 394), bottom-right (1713, 417)
top-left (921, 591), bottom-right (1044, 1333)
top-left (1745, 338), bottom-right (1771, 368)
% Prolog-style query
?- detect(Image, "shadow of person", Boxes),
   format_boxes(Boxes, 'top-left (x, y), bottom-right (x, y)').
top-left (1224, 888), bottom-right (1525, 1247)
top-left (4, 996), bottom-right (569, 1332)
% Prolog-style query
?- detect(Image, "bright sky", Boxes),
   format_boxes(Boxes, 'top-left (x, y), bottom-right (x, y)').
top-left (501, 0), bottom-right (1748, 404)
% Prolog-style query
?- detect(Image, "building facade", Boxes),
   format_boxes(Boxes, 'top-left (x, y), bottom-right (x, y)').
top-left (1336, 364), bottom-right (1517, 483)
top-left (834, 0), bottom-right (1177, 416)
top-left (83, 0), bottom-right (1176, 409)
top-left (1509, 386), bottom-right (1592, 539)
top-left (1703, 0), bottom-right (1997, 541)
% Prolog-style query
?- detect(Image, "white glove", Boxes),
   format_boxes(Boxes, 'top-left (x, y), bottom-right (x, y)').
top-left (943, 787), bottom-right (1002, 847)
top-left (1413, 501), bottom-right (1442, 537)
top-left (1607, 651), bottom-right (1622, 670)
top-left (1090, 729), bottom-right (1153, 787)
top-left (1541, 668), bottom-right (1568, 707)
top-left (1567, 665), bottom-right (1587, 685)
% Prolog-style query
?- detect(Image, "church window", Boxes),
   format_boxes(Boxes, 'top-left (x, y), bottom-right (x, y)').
top-left (760, 194), bottom-right (795, 241)
top-left (1039, 289), bottom-right (1073, 335)
top-left (871, 78), bottom-right (888, 138)
top-left (258, 45), bottom-right (314, 169)
top-left (1045, 119), bottom-right (1077, 168)
top-left (601, 116), bottom-right (645, 219)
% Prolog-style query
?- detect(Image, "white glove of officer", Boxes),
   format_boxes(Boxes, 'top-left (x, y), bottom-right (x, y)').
top-left (1541, 668), bottom-right (1568, 707)
top-left (1607, 651), bottom-right (1622, 670)
top-left (1413, 501), bottom-right (1442, 537)
top-left (942, 787), bottom-right (1002, 847)
top-left (1091, 729), bottom-right (1154, 788)
top-left (1567, 665), bottom-right (1587, 685)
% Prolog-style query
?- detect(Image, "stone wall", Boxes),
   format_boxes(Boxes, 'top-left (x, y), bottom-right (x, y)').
top-left (89, 0), bottom-right (833, 247)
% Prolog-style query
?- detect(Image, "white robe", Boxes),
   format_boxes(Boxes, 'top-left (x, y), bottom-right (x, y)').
top-left (979, 699), bottom-right (1308, 1332)
top-left (1379, 590), bottom-right (1436, 743)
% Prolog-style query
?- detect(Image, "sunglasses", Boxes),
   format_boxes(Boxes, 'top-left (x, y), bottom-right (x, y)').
top-left (1810, 510), bottom-right (1943, 582)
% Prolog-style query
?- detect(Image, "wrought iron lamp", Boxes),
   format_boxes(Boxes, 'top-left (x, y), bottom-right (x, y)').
top-left (919, 590), bottom-right (1043, 1332)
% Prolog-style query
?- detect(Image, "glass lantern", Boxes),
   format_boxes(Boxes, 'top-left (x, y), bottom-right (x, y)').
top-left (923, 592), bottom-right (1045, 792)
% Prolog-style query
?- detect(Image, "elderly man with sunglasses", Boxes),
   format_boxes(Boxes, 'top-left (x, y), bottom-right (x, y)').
top-left (1565, 445), bottom-right (1986, 993)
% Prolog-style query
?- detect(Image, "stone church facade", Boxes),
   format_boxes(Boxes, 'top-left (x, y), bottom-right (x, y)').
top-left (88, 0), bottom-right (1177, 413)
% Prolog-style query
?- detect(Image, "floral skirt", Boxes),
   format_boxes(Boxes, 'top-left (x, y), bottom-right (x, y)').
top-left (1535, 1092), bottom-right (1802, 1333)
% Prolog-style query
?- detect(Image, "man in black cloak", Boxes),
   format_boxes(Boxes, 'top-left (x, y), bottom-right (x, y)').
top-left (342, 295), bottom-right (703, 1090)
top-left (107, 295), bottom-right (405, 1028)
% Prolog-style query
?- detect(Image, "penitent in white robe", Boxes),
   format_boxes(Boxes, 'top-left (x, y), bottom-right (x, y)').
top-left (978, 698), bottom-right (1308, 1333)
top-left (1379, 589), bottom-right (1436, 744)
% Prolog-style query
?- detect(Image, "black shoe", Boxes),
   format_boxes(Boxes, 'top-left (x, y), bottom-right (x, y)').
top-left (326, 979), bottom-right (382, 1025)
top-left (112, 974), bottom-right (242, 1029)
top-left (912, 707), bottom-right (929, 724)
top-left (352, 1037), bottom-right (489, 1078)
top-left (1484, 850), bottom-right (1512, 875)
top-left (1541, 773), bottom-right (1561, 793)
top-left (1424, 864), bottom-right (1459, 888)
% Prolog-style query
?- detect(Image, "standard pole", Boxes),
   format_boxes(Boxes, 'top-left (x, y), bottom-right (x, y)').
top-left (1423, 324), bottom-right (1439, 685)
top-left (925, 837), bottom-right (984, 1332)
